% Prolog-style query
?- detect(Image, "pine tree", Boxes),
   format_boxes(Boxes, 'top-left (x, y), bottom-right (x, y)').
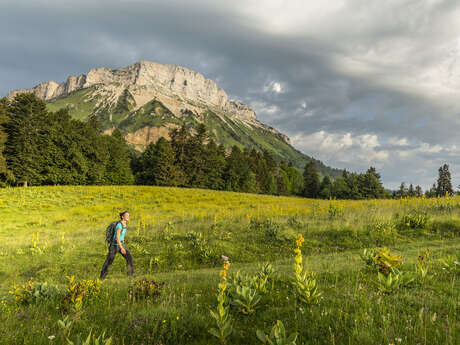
top-left (415, 185), bottom-right (423, 197)
top-left (331, 177), bottom-right (350, 199)
top-left (360, 167), bottom-right (385, 199)
top-left (184, 123), bottom-right (207, 187)
top-left (319, 175), bottom-right (332, 199)
top-left (396, 182), bottom-right (408, 198)
top-left (223, 146), bottom-right (245, 192)
top-left (4, 94), bottom-right (49, 186)
top-left (104, 129), bottom-right (134, 185)
top-left (203, 139), bottom-right (225, 190)
top-left (264, 171), bottom-right (277, 195)
top-left (276, 168), bottom-right (290, 196)
top-left (153, 137), bottom-right (179, 186)
top-left (408, 184), bottom-right (415, 197)
top-left (436, 164), bottom-right (453, 196)
top-left (135, 142), bottom-right (157, 185)
top-left (302, 161), bottom-right (320, 198)
top-left (241, 171), bottom-right (259, 193)
top-left (169, 124), bottom-right (188, 186)
top-left (286, 164), bottom-right (303, 195)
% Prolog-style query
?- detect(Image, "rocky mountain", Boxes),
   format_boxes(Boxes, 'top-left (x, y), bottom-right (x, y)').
top-left (8, 61), bottom-right (341, 177)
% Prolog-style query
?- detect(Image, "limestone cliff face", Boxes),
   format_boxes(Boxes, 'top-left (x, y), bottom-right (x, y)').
top-left (8, 61), bottom-right (293, 146)
top-left (8, 61), bottom-right (257, 120)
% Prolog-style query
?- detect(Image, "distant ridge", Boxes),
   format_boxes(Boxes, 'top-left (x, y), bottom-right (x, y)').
top-left (8, 61), bottom-right (342, 178)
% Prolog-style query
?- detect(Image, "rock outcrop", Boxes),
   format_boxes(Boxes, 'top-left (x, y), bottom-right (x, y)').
top-left (8, 61), bottom-right (257, 120)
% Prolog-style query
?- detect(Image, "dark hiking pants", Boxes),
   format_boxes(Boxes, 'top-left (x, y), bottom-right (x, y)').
top-left (100, 244), bottom-right (133, 280)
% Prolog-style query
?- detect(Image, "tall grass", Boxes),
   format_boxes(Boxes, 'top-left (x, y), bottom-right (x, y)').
top-left (0, 186), bottom-right (458, 344)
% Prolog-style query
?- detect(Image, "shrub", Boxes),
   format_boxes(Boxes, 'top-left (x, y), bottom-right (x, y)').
top-left (8, 281), bottom-right (60, 305)
top-left (359, 248), bottom-right (379, 270)
top-left (250, 218), bottom-right (281, 240)
top-left (398, 213), bottom-right (430, 233)
top-left (372, 248), bottom-right (403, 275)
top-left (129, 279), bottom-right (164, 302)
top-left (186, 231), bottom-right (215, 263)
top-left (62, 276), bottom-right (101, 312)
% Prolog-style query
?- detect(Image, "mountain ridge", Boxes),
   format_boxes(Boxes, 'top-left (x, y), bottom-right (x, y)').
top-left (8, 61), bottom-right (342, 178)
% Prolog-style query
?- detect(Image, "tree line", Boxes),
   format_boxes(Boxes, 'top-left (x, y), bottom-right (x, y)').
top-left (394, 163), bottom-right (455, 198)
top-left (3, 93), bottom-right (439, 200)
top-left (0, 94), bottom-right (133, 186)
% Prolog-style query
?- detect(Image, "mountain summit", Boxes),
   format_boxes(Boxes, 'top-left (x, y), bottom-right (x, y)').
top-left (8, 61), bottom-right (341, 177)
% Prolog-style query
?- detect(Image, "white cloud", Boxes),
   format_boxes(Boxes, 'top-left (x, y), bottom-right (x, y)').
top-left (263, 80), bottom-right (285, 94)
top-left (290, 131), bottom-right (388, 170)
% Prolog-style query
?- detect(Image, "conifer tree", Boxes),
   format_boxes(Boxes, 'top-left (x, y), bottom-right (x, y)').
top-left (436, 164), bottom-right (453, 196)
top-left (135, 142), bottom-right (157, 185)
top-left (264, 171), bottom-right (277, 195)
top-left (415, 185), bottom-right (423, 197)
top-left (203, 139), bottom-right (225, 190)
top-left (185, 123), bottom-right (208, 187)
top-left (241, 171), bottom-right (259, 193)
top-left (319, 175), bottom-right (332, 199)
top-left (302, 161), bottom-right (320, 198)
top-left (170, 124), bottom-right (188, 185)
top-left (4, 94), bottom-right (49, 186)
top-left (104, 129), bottom-right (134, 185)
top-left (286, 163), bottom-right (304, 195)
top-left (331, 176), bottom-right (350, 199)
top-left (408, 184), bottom-right (415, 197)
top-left (223, 145), bottom-right (245, 191)
top-left (396, 182), bottom-right (408, 198)
top-left (153, 137), bottom-right (179, 186)
top-left (360, 167), bottom-right (385, 199)
top-left (276, 168), bottom-right (290, 196)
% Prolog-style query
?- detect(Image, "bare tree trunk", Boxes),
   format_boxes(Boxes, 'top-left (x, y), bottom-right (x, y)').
top-left (23, 180), bottom-right (27, 188)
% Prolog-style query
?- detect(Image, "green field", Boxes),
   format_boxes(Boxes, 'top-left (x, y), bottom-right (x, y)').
top-left (0, 186), bottom-right (458, 345)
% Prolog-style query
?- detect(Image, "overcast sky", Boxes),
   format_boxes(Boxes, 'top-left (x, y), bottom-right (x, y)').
top-left (1, 0), bottom-right (460, 189)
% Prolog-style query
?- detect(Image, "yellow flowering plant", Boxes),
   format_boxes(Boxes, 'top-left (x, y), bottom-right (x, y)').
top-left (209, 260), bottom-right (233, 344)
top-left (292, 234), bottom-right (321, 305)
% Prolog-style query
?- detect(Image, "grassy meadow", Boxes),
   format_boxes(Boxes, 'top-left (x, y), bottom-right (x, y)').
top-left (0, 186), bottom-right (458, 345)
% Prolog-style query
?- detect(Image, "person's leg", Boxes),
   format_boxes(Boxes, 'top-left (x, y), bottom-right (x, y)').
top-left (121, 248), bottom-right (134, 276)
top-left (100, 245), bottom-right (117, 280)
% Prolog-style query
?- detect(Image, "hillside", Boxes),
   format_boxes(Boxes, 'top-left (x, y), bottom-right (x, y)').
top-left (8, 61), bottom-right (342, 178)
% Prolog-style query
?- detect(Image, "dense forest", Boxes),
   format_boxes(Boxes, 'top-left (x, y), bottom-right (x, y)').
top-left (1, 94), bottom-right (452, 199)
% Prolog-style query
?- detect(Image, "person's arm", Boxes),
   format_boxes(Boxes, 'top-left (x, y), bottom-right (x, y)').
top-left (116, 227), bottom-right (126, 254)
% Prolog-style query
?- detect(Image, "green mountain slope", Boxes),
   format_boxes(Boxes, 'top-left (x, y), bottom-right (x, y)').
top-left (46, 86), bottom-right (341, 178)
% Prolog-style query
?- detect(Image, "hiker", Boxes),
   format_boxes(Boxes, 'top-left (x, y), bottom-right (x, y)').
top-left (100, 211), bottom-right (134, 280)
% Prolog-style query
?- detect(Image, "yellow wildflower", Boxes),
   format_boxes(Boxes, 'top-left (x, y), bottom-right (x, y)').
top-left (223, 261), bottom-right (230, 270)
top-left (219, 270), bottom-right (227, 280)
top-left (296, 234), bottom-right (304, 247)
top-left (295, 255), bottom-right (302, 265)
top-left (218, 282), bottom-right (227, 291)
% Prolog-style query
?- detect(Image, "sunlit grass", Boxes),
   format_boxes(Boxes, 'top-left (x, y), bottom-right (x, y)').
top-left (0, 186), bottom-right (458, 344)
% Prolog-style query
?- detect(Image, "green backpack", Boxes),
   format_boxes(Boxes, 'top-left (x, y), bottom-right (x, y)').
top-left (105, 221), bottom-right (120, 244)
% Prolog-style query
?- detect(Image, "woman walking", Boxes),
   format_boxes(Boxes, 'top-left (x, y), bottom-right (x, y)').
top-left (100, 211), bottom-right (134, 280)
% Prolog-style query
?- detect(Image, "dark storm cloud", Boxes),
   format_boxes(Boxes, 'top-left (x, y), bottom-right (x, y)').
top-left (1, 0), bottom-right (460, 189)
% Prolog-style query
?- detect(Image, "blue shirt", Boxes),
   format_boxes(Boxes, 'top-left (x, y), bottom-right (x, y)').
top-left (113, 222), bottom-right (127, 245)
